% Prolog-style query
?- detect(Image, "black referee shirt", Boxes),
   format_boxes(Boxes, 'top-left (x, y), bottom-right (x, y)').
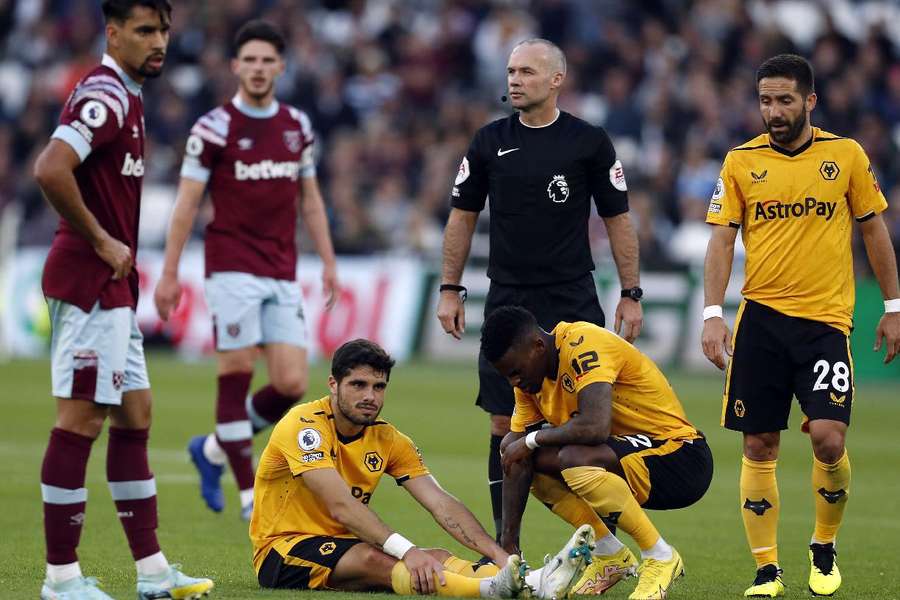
top-left (451, 110), bottom-right (629, 285)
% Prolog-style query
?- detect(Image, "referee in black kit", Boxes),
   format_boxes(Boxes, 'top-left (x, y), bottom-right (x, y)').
top-left (437, 38), bottom-right (644, 541)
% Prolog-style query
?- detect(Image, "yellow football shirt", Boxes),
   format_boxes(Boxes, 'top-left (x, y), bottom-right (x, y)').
top-left (706, 127), bottom-right (888, 333)
top-left (510, 321), bottom-right (698, 441)
top-left (250, 396), bottom-right (429, 572)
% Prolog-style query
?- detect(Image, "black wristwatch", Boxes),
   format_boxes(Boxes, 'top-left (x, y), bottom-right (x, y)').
top-left (621, 286), bottom-right (643, 301)
top-left (440, 284), bottom-right (468, 303)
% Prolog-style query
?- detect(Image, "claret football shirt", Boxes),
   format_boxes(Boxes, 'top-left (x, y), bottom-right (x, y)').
top-left (180, 95), bottom-right (316, 280)
top-left (43, 54), bottom-right (146, 312)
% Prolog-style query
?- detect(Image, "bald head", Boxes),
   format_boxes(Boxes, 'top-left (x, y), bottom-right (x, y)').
top-left (511, 38), bottom-right (566, 77)
top-left (506, 38), bottom-right (566, 114)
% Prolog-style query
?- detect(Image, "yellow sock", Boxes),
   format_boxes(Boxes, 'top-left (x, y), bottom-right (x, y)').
top-left (443, 555), bottom-right (500, 577)
top-left (812, 450), bottom-right (850, 544)
top-left (740, 456), bottom-right (779, 568)
top-left (391, 561), bottom-right (482, 597)
top-left (531, 473), bottom-right (612, 537)
top-left (561, 466), bottom-right (659, 550)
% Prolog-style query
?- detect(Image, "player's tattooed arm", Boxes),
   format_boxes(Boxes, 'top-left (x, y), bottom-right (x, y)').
top-left (402, 474), bottom-right (509, 565)
top-left (532, 382), bottom-right (613, 446)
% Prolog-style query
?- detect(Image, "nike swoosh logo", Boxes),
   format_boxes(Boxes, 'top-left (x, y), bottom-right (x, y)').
top-left (497, 148), bottom-right (520, 156)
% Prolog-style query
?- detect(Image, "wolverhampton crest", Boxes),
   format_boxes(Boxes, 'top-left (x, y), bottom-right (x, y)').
top-left (364, 451), bottom-right (384, 472)
top-left (319, 541), bottom-right (336, 555)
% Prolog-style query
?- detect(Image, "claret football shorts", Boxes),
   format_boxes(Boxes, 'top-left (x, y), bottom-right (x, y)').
top-left (205, 271), bottom-right (309, 352)
top-left (48, 299), bottom-right (150, 405)
top-left (723, 299), bottom-right (854, 433)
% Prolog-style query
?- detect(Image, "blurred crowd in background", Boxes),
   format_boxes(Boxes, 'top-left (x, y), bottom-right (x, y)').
top-left (2, 0), bottom-right (900, 271)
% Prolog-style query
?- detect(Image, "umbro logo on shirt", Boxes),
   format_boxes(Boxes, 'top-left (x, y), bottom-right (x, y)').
top-left (497, 147), bottom-right (520, 157)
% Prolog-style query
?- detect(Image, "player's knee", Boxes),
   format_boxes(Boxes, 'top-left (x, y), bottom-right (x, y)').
top-left (271, 374), bottom-right (306, 399)
top-left (56, 401), bottom-right (107, 438)
top-left (490, 415), bottom-right (511, 437)
top-left (811, 431), bottom-right (845, 464)
top-left (57, 414), bottom-right (105, 439)
top-left (557, 445), bottom-right (588, 470)
top-left (743, 433), bottom-right (779, 461)
top-left (358, 544), bottom-right (397, 571)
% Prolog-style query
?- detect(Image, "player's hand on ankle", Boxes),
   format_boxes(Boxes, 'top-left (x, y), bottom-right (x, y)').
top-left (403, 548), bottom-right (446, 594)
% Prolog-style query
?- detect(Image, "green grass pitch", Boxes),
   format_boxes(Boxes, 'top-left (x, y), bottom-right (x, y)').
top-left (1, 355), bottom-right (898, 599)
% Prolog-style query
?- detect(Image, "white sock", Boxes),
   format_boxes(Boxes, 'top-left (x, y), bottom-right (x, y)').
top-left (239, 488), bottom-right (254, 508)
top-left (479, 578), bottom-right (492, 597)
top-left (640, 536), bottom-right (673, 561)
top-left (593, 533), bottom-right (626, 556)
top-left (135, 551), bottom-right (169, 578)
top-left (811, 537), bottom-right (834, 546)
top-left (46, 562), bottom-right (81, 584)
top-left (203, 434), bottom-right (227, 466)
top-left (524, 566), bottom-right (544, 590)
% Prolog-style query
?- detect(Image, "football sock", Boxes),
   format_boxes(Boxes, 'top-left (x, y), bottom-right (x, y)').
top-left (811, 450), bottom-right (850, 544)
top-left (41, 427), bottom-right (94, 567)
top-left (530, 473), bottom-right (620, 552)
top-left (248, 384), bottom-right (299, 434)
top-left (443, 555), bottom-right (500, 577)
top-left (641, 536), bottom-right (673, 561)
top-left (107, 427), bottom-right (161, 560)
top-left (562, 466), bottom-right (660, 551)
top-left (740, 456), bottom-right (779, 568)
top-left (595, 533), bottom-right (627, 556)
top-left (390, 561), bottom-right (481, 597)
top-left (488, 434), bottom-right (503, 539)
top-left (46, 561), bottom-right (82, 584)
top-left (135, 551), bottom-right (169, 577)
top-left (215, 372), bottom-right (255, 492)
top-left (202, 433), bottom-right (227, 466)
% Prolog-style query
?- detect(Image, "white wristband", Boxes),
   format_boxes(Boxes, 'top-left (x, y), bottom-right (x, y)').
top-left (525, 431), bottom-right (540, 450)
top-left (703, 305), bottom-right (724, 321)
top-left (886, 299), bottom-right (900, 313)
top-left (383, 533), bottom-right (415, 559)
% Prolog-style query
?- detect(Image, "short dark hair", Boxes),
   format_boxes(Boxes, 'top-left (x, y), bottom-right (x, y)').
top-left (102, 0), bottom-right (172, 23)
top-left (756, 54), bottom-right (815, 97)
top-left (233, 20), bottom-right (285, 56)
top-left (481, 306), bottom-right (538, 364)
top-left (331, 339), bottom-right (396, 383)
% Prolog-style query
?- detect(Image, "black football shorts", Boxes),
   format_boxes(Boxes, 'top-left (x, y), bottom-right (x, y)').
top-left (722, 300), bottom-right (853, 433)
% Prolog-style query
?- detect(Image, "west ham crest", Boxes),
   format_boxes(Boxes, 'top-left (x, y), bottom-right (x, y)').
top-left (283, 130), bottom-right (302, 153)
